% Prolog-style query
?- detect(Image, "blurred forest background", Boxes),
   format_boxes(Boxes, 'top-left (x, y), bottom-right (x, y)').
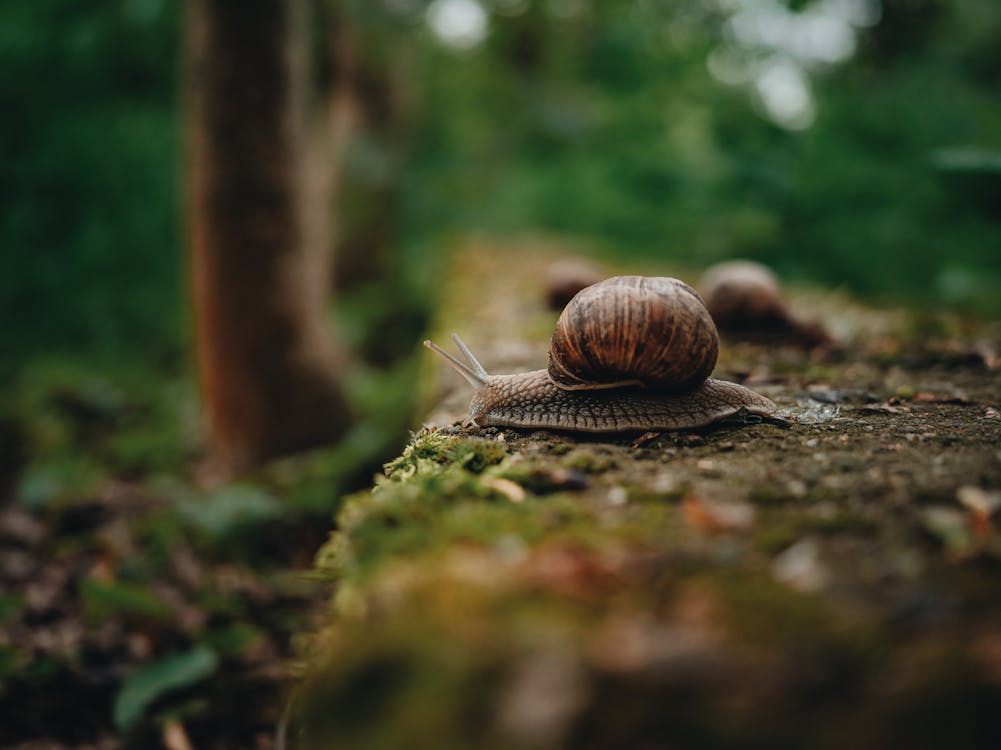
top-left (1, 0), bottom-right (1000, 746)
top-left (4, 0), bottom-right (1000, 478)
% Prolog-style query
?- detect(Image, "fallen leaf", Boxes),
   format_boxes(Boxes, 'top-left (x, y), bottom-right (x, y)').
top-left (482, 476), bottom-right (526, 503)
top-left (631, 431), bottom-right (661, 448)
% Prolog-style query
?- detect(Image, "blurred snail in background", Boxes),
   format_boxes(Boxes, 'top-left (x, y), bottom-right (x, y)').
top-left (544, 258), bottom-right (603, 311)
top-left (698, 260), bottom-right (831, 348)
top-left (425, 276), bottom-right (775, 433)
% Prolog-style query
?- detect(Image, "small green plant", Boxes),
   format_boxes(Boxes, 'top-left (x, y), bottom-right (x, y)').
top-left (382, 429), bottom-right (505, 481)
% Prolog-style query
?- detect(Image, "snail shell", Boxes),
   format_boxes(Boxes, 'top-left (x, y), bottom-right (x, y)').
top-left (544, 259), bottom-right (603, 311)
top-left (699, 260), bottom-right (831, 348)
top-left (424, 275), bottom-right (776, 433)
top-left (548, 276), bottom-right (718, 393)
top-left (699, 261), bottom-right (787, 327)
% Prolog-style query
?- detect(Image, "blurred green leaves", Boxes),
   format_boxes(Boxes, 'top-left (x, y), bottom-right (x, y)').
top-left (113, 645), bottom-right (219, 731)
top-left (178, 485), bottom-right (285, 542)
top-left (0, 0), bottom-right (181, 367)
top-left (80, 576), bottom-right (171, 622)
top-left (2, 0), bottom-right (999, 376)
top-left (404, 0), bottom-right (1001, 313)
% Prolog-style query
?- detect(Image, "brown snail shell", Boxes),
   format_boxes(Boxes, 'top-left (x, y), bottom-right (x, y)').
top-left (699, 261), bottom-right (787, 326)
top-left (544, 259), bottom-right (604, 311)
top-left (548, 276), bottom-right (719, 393)
top-left (699, 261), bottom-right (831, 348)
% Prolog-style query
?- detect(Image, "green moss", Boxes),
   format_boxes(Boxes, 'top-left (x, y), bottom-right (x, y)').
top-left (383, 429), bottom-right (505, 481)
top-left (894, 384), bottom-right (916, 401)
top-left (316, 460), bottom-right (595, 585)
top-left (382, 428), bottom-right (458, 480)
top-left (562, 449), bottom-right (617, 473)
top-left (545, 441), bottom-right (575, 456)
top-left (753, 522), bottom-right (803, 555)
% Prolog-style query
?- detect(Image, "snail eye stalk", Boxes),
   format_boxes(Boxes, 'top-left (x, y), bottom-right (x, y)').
top-left (450, 333), bottom-right (489, 380)
top-left (424, 336), bottom-right (489, 388)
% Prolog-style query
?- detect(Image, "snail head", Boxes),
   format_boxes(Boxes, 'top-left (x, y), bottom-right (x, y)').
top-left (424, 334), bottom-right (495, 424)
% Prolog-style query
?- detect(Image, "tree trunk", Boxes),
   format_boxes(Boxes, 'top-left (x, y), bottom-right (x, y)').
top-left (188, 0), bottom-right (351, 476)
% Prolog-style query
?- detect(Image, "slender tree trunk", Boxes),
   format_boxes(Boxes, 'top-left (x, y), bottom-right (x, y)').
top-left (188, 0), bottom-right (351, 476)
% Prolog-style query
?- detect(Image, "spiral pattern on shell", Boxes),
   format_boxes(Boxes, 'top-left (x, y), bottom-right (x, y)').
top-left (547, 276), bottom-right (719, 393)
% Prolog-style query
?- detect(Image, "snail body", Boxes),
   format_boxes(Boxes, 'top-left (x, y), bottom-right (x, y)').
top-left (426, 276), bottom-right (776, 433)
top-left (467, 369), bottom-right (774, 432)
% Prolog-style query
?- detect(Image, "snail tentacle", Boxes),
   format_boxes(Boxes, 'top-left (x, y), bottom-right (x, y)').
top-left (450, 333), bottom-right (489, 380)
top-left (424, 339), bottom-right (487, 388)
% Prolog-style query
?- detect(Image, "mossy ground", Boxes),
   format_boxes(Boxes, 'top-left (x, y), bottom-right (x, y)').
top-left (291, 241), bottom-right (1001, 749)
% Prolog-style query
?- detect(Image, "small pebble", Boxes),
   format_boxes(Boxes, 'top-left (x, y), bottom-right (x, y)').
top-left (608, 486), bottom-right (628, 506)
top-left (772, 538), bottom-right (829, 593)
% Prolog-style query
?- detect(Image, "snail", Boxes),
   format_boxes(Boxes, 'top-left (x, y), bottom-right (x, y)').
top-left (544, 258), bottom-right (603, 311)
top-left (424, 276), bottom-right (776, 433)
top-left (698, 261), bottom-right (830, 348)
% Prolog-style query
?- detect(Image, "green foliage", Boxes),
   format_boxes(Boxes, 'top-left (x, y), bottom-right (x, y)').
top-left (113, 645), bottom-right (219, 731)
top-left (401, 0), bottom-right (1001, 314)
top-left (8, 360), bottom-right (195, 517)
top-left (0, 0), bottom-right (182, 367)
top-left (0, 594), bottom-right (25, 626)
top-left (80, 576), bottom-right (171, 623)
top-left (0, 645), bottom-right (20, 681)
top-left (16, 456), bottom-right (105, 511)
top-left (3, 0), bottom-right (997, 378)
top-left (178, 485), bottom-right (285, 542)
top-left (201, 623), bottom-right (264, 658)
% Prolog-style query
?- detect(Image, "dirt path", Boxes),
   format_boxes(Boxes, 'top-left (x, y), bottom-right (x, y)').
top-left (292, 239), bottom-right (1001, 750)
